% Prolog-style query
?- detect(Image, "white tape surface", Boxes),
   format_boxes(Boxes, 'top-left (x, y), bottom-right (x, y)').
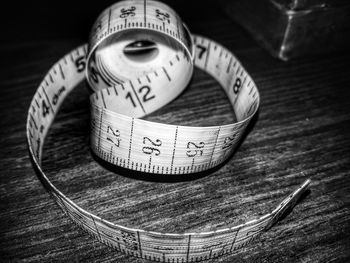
top-left (27, 0), bottom-right (310, 261)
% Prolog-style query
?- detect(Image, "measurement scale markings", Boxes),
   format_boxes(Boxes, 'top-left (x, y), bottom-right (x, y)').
top-left (34, 98), bottom-right (40, 108)
top-left (209, 127), bottom-right (221, 164)
top-left (91, 216), bottom-right (102, 241)
top-left (58, 63), bottom-right (65, 80)
top-left (113, 86), bottom-right (118, 95)
top-left (28, 130), bottom-right (34, 139)
top-left (127, 118), bottom-right (135, 167)
top-left (229, 228), bottom-right (240, 252)
top-left (49, 73), bottom-right (54, 83)
top-left (236, 65), bottom-right (241, 76)
top-left (109, 145), bottom-right (113, 162)
top-left (176, 21), bottom-right (180, 40)
top-left (204, 41), bottom-right (211, 69)
top-left (29, 113), bottom-right (38, 130)
top-left (69, 52), bottom-right (75, 63)
top-left (162, 67), bottom-right (171, 81)
top-left (129, 80), bottom-right (146, 113)
top-left (226, 56), bottom-right (233, 73)
top-left (148, 156), bottom-right (152, 173)
top-left (186, 235), bottom-right (192, 262)
top-left (41, 86), bottom-right (55, 114)
top-left (143, 0), bottom-right (147, 25)
top-left (107, 8), bottom-right (111, 32)
top-left (170, 126), bottom-right (178, 173)
top-left (97, 109), bottom-right (103, 152)
top-left (191, 158), bottom-right (195, 172)
top-left (100, 90), bottom-right (107, 108)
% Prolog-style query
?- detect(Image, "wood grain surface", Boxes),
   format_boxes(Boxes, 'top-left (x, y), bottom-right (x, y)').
top-left (1, 1), bottom-right (350, 262)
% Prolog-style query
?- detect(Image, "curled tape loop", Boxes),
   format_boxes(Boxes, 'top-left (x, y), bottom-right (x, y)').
top-left (26, 0), bottom-right (310, 261)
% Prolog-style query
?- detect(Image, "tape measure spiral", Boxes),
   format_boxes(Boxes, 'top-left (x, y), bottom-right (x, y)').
top-left (26, 0), bottom-right (310, 261)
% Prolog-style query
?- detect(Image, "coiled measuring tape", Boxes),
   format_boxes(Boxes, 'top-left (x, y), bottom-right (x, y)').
top-left (26, 0), bottom-right (311, 261)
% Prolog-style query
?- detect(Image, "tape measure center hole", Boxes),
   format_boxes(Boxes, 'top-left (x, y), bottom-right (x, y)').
top-left (95, 29), bottom-right (184, 81)
top-left (123, 39), bottom-right (159, 63)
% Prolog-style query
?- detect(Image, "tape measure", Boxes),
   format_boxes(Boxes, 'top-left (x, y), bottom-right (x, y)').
top-left (26, 0), bottom-right (311, 261)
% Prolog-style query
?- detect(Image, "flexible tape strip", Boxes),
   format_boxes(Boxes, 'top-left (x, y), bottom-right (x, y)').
top-left (86, 0), bottom-right (257, 174)
top-left (26, 0), bottom-right (311, 261)
top-left (90, 35), bottom-right (258, 174)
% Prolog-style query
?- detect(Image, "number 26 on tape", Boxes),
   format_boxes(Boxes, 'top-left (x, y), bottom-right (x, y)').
top-left (142, 137), bottom-right (162, 156)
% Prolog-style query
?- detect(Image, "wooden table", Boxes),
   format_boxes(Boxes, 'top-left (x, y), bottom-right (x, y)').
top-left (1, 1), bottom-right (350, 262)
